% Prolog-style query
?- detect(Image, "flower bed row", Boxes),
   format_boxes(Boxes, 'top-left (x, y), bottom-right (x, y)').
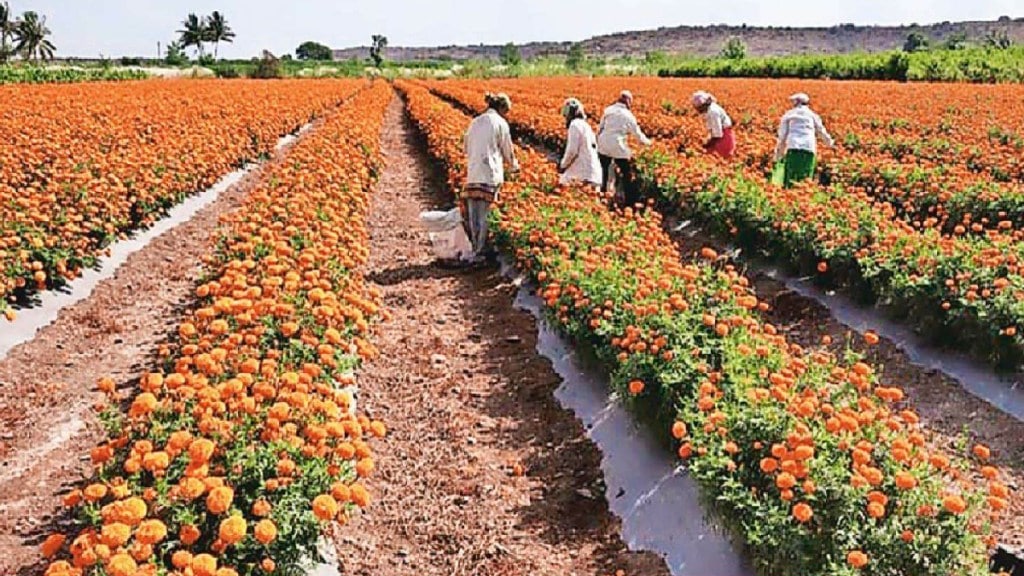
top-left (397, 80), bottom-right (1006, 576)
top-left (425, 79), bottom-right (1024, 368)
top-left (40, 82), bottom-right (393, 576)
top-left (1, 79), bottom-right (365, 322)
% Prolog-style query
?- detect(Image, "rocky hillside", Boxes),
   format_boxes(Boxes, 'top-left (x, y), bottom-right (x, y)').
top-left (333, 17), bottom-right (1024, 61)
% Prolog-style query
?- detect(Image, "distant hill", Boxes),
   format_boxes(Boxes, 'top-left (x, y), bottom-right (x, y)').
top-left (333, 17), bottom-right (1024, 61)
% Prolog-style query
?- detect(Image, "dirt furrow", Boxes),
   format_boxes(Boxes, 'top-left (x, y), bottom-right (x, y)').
top-left (0, 129), bottom-right (311, 576)
top-left (331, 96), bottom-right (669, 576)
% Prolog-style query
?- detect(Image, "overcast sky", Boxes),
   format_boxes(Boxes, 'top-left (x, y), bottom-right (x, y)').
top-left (10, 0), bottom-right (1022, 59)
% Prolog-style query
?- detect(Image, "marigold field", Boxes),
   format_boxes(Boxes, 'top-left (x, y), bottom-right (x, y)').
top-left (2, 76), bottom-right (1020, 576)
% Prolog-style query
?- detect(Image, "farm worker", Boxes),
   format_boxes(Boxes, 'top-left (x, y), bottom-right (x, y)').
top-left (558, 98), bottom-right (602, 189)
top-left (691, 91), bottom-right (735, 158)
top-left (773, 92), bottom-right (834, 187)
top-left (597, 90), bottom-right (652, 206)
top-left (463, 92), bottom-right (519, 263)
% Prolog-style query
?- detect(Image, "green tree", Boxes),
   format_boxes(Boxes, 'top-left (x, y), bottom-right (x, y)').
top-left (943, 32), bottom-right (969, 50)
top-left (178, 13), bottom-right (208, 59)
top-left (0, 2), bottom-right (17, 63)
top-left (205, 11), bottom-right (235, 59)
top-left (369, 34), bottom-right (387, 67)
top-left (296, 41), bottom-right (333, 61)
top-left (720, 37), bottom-right (746, 60)
top-left (903, 31), bottom-right (929, 52)
top-left (566, 42), bottom-right (585, 70)
top-left (499, 42), bottom-right (521, 66)
top-left (984, 30), bottom-right (1013, 50)
top-left (15, 11), bottom-right (55, 61)
top-left (165, 40), bottom-right (187, 66)
top-left (250, 50), bottom-right (282, 78)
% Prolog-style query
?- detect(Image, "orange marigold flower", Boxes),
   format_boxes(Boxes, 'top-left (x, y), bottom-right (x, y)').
top-left (972, 444), bottom-right (991, 461)
top-left (942, 494), bottom-right (967, 514)
top-left (351, 482), bottom-right (371, 507)
top-left (990, 481), bottom-right (1010, 498)
top-left (254, 519), bottom-right (278, 544)
top-left (312, 494), bottom-right (339, 521)
top-left (218, 515), bottom-right (247, 545)
top-left (120, 497), bottom-right (147, 526)
top-left (867, 501), bottom-right (885, 519)
top-left (189, 438), bottom-right (216, 464)
top-left (776, 472), bottom-right (796, 490)
top-left (252, 498), bottom-right (272, 517)
top-left (180, 477), bottom-right (206, 501)
top-left (171, 550), bottom-right (193, 569)
top-left (107, 553), bottom-right (137, 576)
top-left (191, 553), bottom-right (218, 576)
top-left (40, 534), bottom-right (65, 558)
top-left (894, 471), bottom-right (917, 490)
top-left (128, 393), bottom-right (158, 417)
top-left (135, 519), bottom-right (167, 545)
top-left (987, 496), bottom-right (1008, 511)
top-left (206, 486), bottom-right (234, 515)
top-left (792, 502), bottom-right (813, 523)
top-left (180, 524), bottom-right (201, 546)
top-left (100, 522), bottom-right (132, 548)
top-left (847, 550), bottom-right (869, 569)
top-left (83, 483), bottom-right (108, 503)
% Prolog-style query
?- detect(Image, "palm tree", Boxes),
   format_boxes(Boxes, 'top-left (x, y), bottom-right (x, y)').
top-left (177, 13), bottom-right (208, 59)
top-left (15, 11), bottom-right (55, 62)
top-left (205, 11), bottom-right (234, 59)
top-left (0, 2), bottom-right (19, 63)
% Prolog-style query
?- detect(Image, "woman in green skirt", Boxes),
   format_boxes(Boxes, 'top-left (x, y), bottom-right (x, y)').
top-left (773, 93), bottom-right (834, 187)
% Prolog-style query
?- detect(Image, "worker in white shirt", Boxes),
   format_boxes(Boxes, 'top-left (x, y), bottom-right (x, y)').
top-left (558, 98), bottom-right (601, 189)
top-left (596, 90), bottom-right (651, 206)
top-left (464, 92), bottom-right (519, 263)
top-left (774, 93), bottom-right (834, 188)
top-left (691, 91), bottom-right (735, 159)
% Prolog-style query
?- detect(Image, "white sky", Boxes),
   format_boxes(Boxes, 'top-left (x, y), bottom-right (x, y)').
top-left (9, 0), bottom-right (1022, 59)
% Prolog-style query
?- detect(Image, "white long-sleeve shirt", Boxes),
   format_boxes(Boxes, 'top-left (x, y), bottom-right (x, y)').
top-left (559, 118), bottom-right (602, 186)
top-left (465, 109), bottom-right (518, 186)
top-left (775, 105), bottom-right (834, 159)
top-left (596, 102), bottom-right (651, 159)
top-left (704, 102), bottom-right (733, 138)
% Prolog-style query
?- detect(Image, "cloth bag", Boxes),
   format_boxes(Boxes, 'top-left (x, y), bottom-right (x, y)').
top-left (770, 160), bottom-right (786, 187)
top-left (419, 209), bottom-right (473, 261)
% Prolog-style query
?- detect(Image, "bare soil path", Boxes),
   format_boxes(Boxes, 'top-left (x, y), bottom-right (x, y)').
top-left (0, 133), bottom-right (306, 576)
top-left (332, 96), bottom-right (670, 576)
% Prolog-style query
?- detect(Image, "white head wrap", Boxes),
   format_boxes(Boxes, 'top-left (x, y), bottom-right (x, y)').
top-left (562, 97), bottom-right (585, 118)
top-left (790, 92), bottom-right (811, 105)
top-left (691, 91), bottom-right (713, 108)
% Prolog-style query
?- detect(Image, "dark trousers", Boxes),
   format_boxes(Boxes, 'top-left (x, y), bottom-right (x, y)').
top-left (599, 154), bottom-right (640, 207)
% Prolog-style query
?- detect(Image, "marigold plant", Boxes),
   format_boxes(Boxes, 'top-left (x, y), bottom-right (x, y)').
top-left (41, 81), bottom-right (391, 576)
